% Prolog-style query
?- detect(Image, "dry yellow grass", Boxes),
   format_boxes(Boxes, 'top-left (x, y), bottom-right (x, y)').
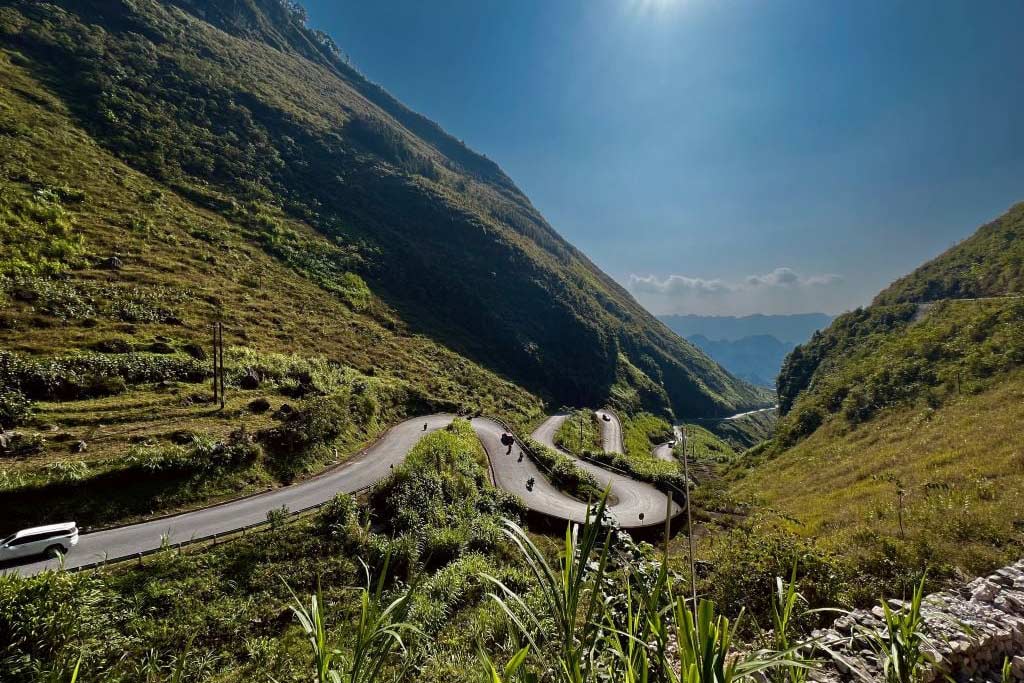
top-left (732, 370), bottom-right (1024, 575)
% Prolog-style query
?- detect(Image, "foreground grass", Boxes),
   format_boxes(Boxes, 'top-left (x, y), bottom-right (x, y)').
top-left (730, 369), bottom-right (1024, 582)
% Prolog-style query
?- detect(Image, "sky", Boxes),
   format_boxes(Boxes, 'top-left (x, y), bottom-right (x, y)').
top-left (301, 0), bottom-right (1024, 316)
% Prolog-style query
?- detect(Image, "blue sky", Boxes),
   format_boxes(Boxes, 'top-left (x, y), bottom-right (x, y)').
top-left (302, 0), bottom-right (1024, 316)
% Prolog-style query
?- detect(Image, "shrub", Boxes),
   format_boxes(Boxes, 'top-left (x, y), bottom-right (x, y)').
top-left (521, 436), bottom-right (602, 501)
top-left (0, 350), bottom-right (205, 401)
top-left (261, 395), bottom-right (349, 455)
top-left (0, 431), bottom-right (43, 457)
top-left (0, 388), bottom-right (33, 429)
top-left (700, 521), bottom-right (847, 631)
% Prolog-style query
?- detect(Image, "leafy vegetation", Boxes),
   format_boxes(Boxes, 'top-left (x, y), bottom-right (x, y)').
top-left (551, 409), bottom-right (600, 455)
top-left (0, 185), bottom-right (84, 277)
top-left (679, 424), bottom-right (737, 464)
top-left (520, 436), bottom-right (603, 502)
top-left (775, 298), bottom-right (1024, 447)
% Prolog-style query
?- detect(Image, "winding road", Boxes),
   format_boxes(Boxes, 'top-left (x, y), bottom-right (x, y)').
top-left (530, 413), bottom-right (679, 526)
top-left (5, 413), bottom-right (680, 576)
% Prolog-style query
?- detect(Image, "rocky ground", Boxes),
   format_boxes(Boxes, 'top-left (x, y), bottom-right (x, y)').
top-left (811, 560), bottom-right (1024, 682)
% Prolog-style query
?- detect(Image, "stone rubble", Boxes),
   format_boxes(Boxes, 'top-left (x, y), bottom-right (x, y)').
top-left (810, 559), bottom-right (1024, 682)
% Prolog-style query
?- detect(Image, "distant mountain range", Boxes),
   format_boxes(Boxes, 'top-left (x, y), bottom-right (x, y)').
top-left (658, 313), bottom-right (833, 345)
top-left (658, 314), bottom-right (834, 388)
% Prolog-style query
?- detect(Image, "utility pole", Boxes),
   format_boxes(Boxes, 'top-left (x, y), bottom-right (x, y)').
top-left (212, 322), bottom-right (219, 403)
top-left (579, 409), bottom-right (584, 453)
top-left (681, 424), bottom-right (697, 607)
top-left (212, 322), bottom-right (225, 409)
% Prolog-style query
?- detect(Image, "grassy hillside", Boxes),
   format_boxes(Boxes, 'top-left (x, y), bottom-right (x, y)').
top-left (873, 202), bottom-right (1024, 305)
top-left (732, 370), bottom-right (1024, 581)
top-left (0, 0), bottom-right (764, 419)
top-left (776, 205), bottom-right (1024, 447)
top-left (694, 410), bottom-right (777, 452)
top-left (731, 204), bottom-right (1024, 593)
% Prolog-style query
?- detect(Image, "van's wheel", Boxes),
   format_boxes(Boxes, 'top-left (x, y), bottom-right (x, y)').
top-left (44, 544), bottom-right (65, 559)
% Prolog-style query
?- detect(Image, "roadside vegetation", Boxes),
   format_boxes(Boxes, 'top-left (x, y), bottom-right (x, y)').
top-left (552, 408), bottom-right (601, 455)
top-left (679, 424), bottom-right (737, 464)
top-left (0, 467), bottom-right (954, 683)
top-left (521, 436), bottom-right (603, 502)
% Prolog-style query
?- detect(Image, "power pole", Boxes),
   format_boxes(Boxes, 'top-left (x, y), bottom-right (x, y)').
top-left (218, 322), bottom-right (225, 410)
top-left (681, 424), bottom-right (697, 607)
top-left (212, 323), bottom-right (219, 403)
top-left (579, 409), bottom-right (584, 453)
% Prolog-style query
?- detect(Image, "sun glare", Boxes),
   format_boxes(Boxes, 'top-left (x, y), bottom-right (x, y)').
top-left (626, 0), bottom-right (681, 15)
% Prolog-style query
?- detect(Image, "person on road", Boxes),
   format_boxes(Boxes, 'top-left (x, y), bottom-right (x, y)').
top-left (526, 476), bottom-right (535, 491)
top-left (423, 423), bottom-right (428, 431)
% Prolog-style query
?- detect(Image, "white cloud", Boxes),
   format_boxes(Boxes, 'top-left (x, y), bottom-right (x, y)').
top-left (627, 267), bottom-right (845, 315)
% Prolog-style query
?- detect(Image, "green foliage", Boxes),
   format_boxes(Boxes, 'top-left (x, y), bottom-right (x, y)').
top-left (371, 420), bottom-right (524, 545)
top-left (0, 570), bottom-right (127, 682)
top-left (0, 350), bottom-right (205, 401)
top-left (776, 299), bottom-right (1024, 447)
top-left (552, 409), bottom-right (600, 456)
top-left (521, 436), bottom-right (602, 501)
top-left (0, 185), bottom-right (84, 277)
top-left (0, 388), bottom-right (33, 429)
top-left (699, 523), bottom-right (847, 632)
top-left (681, 424), bottom-right (737, 464)
top-left (621, 412), bottom-right (673, 461)
top-left (483, 496), bottom-right (613, 683)
top-left (285, 558), bottom-right (419, 683)
top-left (3, 276), bottom-right (190, 323)
top-left (858, 577), bottom-right (937, 683)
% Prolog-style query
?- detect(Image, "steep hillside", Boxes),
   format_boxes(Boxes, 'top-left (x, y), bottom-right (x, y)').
top-left (776, 203), bottom-right (1024, 445)
top-left (874, 202), bottom-right (1024, 305)
top-left (730, 204), bottom-right (1024, 588)
top-left (0, 0), bottom-right (764, 419)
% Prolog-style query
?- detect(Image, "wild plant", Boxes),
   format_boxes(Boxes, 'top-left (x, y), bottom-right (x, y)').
top-left (767, 563), bottom-right (810, 683)
top-left (859, 575), bottom-right (939, 683)
top-left (482, 494), bottom-right (612, 683)
top-left (284, 554), bottom-right (419, 683)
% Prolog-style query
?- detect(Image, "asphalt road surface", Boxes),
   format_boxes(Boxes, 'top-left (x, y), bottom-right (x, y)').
top-left (594, 409), bottom-right (624, 453)
top-left (6, 414), bottom-right (678, 576)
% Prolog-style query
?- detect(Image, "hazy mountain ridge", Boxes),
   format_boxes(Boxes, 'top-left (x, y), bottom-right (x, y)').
top-left (659, 313), bottom-right (831, 389)
top-left (658, 312), bottom-right (833, 345)
top-left (686, 334), bottom-right (790, 388)
top-left (0, 0), bottom-right (766, 417)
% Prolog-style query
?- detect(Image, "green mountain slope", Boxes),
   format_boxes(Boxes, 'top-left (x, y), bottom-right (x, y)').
top-left (0, 0), bottom-right (764, 419)
top-left (776, 203), bottom-right (1024, 444)
top-left (731, 203), bottom-right (1024, 589)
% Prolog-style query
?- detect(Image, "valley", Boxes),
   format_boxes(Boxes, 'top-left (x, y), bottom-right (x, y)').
top-left (0, 0), bottom-right (1022, 681)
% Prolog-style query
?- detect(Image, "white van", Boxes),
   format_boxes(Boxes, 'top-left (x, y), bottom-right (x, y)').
top-left (0, 522), bottom-right (79, 561)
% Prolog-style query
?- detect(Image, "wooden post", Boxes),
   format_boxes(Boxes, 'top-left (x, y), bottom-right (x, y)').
top-left (681, 425), bottom-right (698, 607)
top-left (212, 323), bottom-right (219, 402)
